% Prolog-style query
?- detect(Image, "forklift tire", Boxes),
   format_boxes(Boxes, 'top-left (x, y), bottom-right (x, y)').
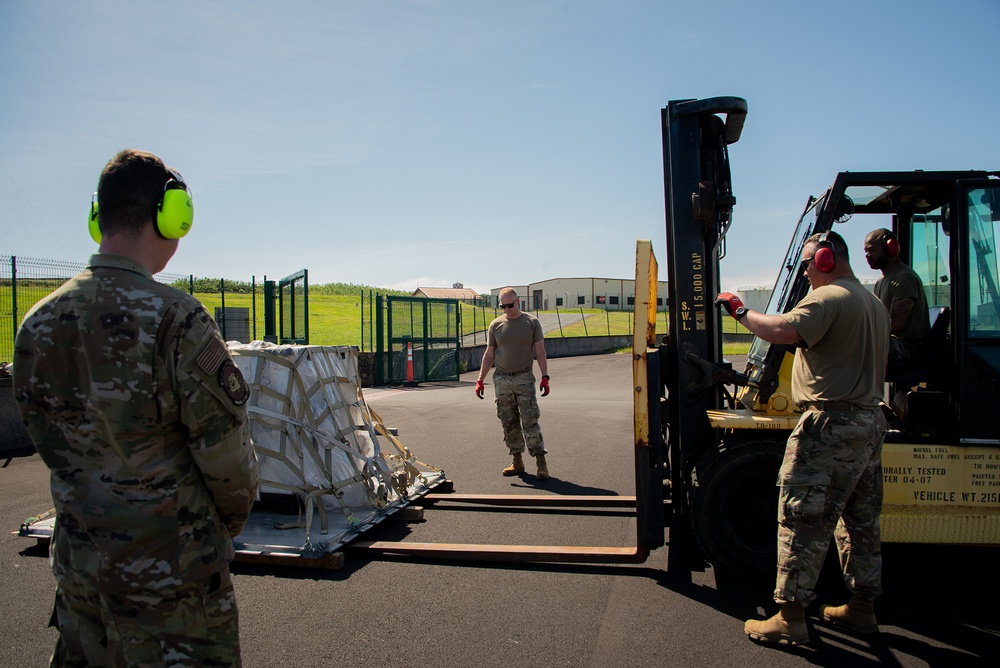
top-left (690, 441), bottom-right (784, 581)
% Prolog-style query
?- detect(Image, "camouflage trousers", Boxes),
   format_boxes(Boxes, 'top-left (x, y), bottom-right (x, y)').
top-left (774, 407), bottom-right (887, 606)
top-left (493, 370), bottom-right (546, 456)
top-left (49, 564), bottom-right (242, 667)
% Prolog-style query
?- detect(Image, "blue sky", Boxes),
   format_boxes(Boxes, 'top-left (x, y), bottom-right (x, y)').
top-left (2, 0), bottom-right (998, 295)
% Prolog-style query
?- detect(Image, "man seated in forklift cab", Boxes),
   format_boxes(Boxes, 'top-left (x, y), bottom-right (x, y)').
top-left (864, 228), bottom-right (932, 418)
top-left (864, 228), bottom-right (931, 362)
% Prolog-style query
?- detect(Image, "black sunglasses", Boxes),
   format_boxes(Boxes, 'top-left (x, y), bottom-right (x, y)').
top-left (500, 300), bottom-right (518, 309)
top-left (800, 256), bottom-right (814, 271)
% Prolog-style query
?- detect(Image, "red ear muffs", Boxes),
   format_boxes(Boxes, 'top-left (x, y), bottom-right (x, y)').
top-left (813, 246), bottom-right (836, 272)
top-left (884, 235), bottom-right (900, 257)
top-left (812, 229), bottom-right (837, 272)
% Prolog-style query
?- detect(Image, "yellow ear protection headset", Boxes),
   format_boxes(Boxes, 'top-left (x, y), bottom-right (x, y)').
top-left (812, 230), bottom-right (837, 273)
top-left (88, 168), bottom-right (194, 244)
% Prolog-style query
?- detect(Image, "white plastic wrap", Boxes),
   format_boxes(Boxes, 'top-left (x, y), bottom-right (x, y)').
top-left (230, 343), bottom-right (412, 514)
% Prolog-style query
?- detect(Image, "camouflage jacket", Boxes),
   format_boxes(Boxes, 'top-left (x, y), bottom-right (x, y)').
top-left (13, 253), bottom-right (258, 593)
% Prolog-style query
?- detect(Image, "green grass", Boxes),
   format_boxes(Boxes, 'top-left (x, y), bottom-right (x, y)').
top-left (195, 292), bottom-right (365, 346)
top-left (723, 341), bottom-right (752, 355)
top-left (194, 296), bottom-right (754, 352)
top-left (545, 309), bottom-right (645, 338)
top-left (3, 277), bottom-right (753, 360)
top-left (612, 341), bottom-right (750, 356)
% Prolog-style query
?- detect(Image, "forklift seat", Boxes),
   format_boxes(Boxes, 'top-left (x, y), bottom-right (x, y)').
top-left (927, 305), bottom-right (951, 339)
top-left (887, 305), bottom-right (950, 386)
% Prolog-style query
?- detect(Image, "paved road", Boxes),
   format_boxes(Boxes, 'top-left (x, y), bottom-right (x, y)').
top-left (2, 353), bottom-right (996, 667)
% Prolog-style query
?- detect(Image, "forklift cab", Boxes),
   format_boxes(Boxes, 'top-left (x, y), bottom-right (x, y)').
top-left (737, 172), bottom-right (1000, 445)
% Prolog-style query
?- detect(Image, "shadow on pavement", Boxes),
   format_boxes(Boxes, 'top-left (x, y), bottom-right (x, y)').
top-left (2, 446), bottom-right (37, 465)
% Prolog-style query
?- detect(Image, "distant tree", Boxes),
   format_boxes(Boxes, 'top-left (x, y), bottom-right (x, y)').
top-left (172, 277), bottom-right (408, 297)
top-left (311, 282), bottom-right (408, 296)
top-left (172, 277), bottom-right (253, 294)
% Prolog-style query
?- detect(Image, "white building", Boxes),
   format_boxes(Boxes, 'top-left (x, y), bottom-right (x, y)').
top-left (488, 278), bottom-right (878, 314)
top-left (490, 277), bottom-right (670, 311)
top-left (737, 279), bottom-right (878, 313)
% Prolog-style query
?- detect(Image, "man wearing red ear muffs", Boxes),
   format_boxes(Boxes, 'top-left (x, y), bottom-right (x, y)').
top-left (864, 228), bottom-right (930, 362)
top-left (716, 230), bottom-right (890, 647)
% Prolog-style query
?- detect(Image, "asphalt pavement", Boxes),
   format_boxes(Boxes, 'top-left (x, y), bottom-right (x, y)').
top-left (2, 353), bottom-right (996, 667)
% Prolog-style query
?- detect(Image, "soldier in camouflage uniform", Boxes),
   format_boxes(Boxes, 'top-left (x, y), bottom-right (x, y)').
top-left (716, 230), bottom-right (890, 646)
top-left (13, 149), bottom-right (259, 667)
top-left (475, 288), bottom-right (551, 479)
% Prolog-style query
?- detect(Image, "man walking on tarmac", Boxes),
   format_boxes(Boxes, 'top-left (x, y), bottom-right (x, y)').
top-left (475, 287), bottom-right (551, 479)
top-left (715, 230), bottom-right (889, 647)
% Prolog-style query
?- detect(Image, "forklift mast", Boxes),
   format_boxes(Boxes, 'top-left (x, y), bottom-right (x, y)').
top-left (659, 97), bottom-right (747, 570)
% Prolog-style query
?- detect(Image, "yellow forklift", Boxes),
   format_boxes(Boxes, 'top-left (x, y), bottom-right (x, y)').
top-left (656, 96), bottom-right (1000, 577)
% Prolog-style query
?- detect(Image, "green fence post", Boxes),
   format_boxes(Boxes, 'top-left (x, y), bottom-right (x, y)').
top-left (9, 256), bottom-right (17, 354)
top-left (375, 294), bottom-right (385, 386)
top-left (251, 276), bottom-right (257, 341)
top-left (11, 256), bottom-right (17, 348)
top-left (219, 278), bottom-right (226, 340)
top-left (301, 269), bottom-right (309, 344)
top-left (263, 279), bottom-right (276, 342)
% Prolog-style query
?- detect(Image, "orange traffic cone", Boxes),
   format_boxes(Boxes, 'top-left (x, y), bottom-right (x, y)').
top-left (404, 341), bottom-right (417, 386)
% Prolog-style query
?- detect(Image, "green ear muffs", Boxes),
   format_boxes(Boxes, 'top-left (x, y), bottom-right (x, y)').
top-left (155, 180), bottom-right (194, 239)
top-left (88, 194), bottom-right (102, 243)
top-left (88, 170), bottom-right (194, 243)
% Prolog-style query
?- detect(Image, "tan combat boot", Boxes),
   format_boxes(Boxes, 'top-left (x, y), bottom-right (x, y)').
top-left (819, 595), bottom-right (878, 634)
top-left (535, 453), bottom-right (549, 480)
top-left (502, 453), bottom-right (525, 476)
top-left (744, 603), bottom-right (809, 646)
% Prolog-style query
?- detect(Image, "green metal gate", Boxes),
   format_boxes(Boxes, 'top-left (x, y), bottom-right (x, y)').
top-left (381, 296), bottom-right (460, 384)
top-left (277, 269), bottom-right (308, 344)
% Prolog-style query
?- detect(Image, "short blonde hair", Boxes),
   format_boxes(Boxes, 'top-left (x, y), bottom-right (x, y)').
top-left (499, 287), bottom-right (517, 302)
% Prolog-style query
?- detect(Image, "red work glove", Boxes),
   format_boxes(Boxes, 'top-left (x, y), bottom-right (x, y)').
top-left (539, 375), bottom-right (550, 397)
top-left (714, 292), bottom-right (745, 321)
top-left (475, 379), bottom-right (485, 399)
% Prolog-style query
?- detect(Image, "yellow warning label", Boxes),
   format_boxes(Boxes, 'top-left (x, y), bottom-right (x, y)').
top-left (882, 444), bottom-right (1000, 506)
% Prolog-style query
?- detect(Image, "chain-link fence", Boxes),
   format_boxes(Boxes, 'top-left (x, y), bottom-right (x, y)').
top-left (1, 255), bottom-right (268, 362)
top-left (359, 290), bottom-right (670, 353)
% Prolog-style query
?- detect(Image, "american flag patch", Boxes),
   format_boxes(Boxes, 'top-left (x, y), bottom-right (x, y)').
top-left (196, 337), bottom-right (228, 376)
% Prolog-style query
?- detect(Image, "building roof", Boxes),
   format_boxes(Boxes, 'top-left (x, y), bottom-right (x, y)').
top-left (412, 287), bottom-right (481, 300)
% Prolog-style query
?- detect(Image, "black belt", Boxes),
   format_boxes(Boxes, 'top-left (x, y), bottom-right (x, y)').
top-left (494, 366), bottom-right (533, 376)
top-left (800, 400), bottom-right (871, 412)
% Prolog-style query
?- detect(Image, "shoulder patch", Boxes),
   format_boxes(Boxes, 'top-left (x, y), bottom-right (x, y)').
top-left (219, 360), bottom-right (250, 405)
